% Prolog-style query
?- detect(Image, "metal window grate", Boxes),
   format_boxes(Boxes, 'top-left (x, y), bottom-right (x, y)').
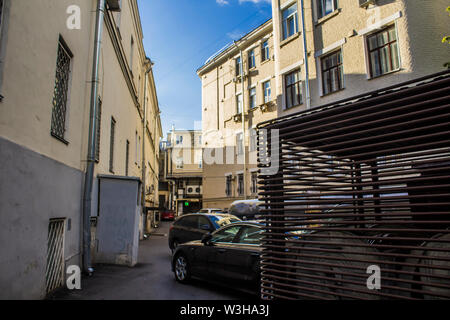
top-left (109, 117), bottom-right (116, 173)
top-left (51, 38), bottom-right (72, 142)
top-left (95, 97), bottom-right (102, 162)
top-left (45, 219), bottom-right (65, 295)
top-left (257, 70), bottom-right (450, 300)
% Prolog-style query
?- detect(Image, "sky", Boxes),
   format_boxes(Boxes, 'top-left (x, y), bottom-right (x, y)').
top-left (137, 0), bottom-right (272, 138)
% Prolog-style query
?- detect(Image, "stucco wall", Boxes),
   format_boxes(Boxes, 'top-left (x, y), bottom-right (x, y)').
top-left (0, 137), bottom-right (82, 300)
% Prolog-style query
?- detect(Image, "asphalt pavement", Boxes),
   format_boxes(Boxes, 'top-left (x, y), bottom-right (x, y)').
top-left (50, 221), bottom-right (253, 300)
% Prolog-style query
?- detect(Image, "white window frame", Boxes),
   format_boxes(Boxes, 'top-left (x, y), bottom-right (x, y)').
top-left (249, 128), bottom-right (258, 152)
top-left (236, 132), bottom-right (244, 155)
top-left (236, 92), bottom-right (243, 114)
top-left (235, 56), bottom-right (242, 76)
top-left (263, 80), bottom-right (271, 103)
top-left (261, 39), bottom-right (270, 62)
top-left (281, 2), bottom-right (298, 41)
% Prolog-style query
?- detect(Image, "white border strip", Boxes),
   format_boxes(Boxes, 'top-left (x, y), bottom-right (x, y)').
top-left (358, 11), bottom-right (402, 36)
top-left (314, 38), bottom-right (346, 58)
top-left (280, 59), bottom-right (304, 75)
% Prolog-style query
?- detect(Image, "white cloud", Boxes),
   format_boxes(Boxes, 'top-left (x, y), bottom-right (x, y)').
top-left (238, 0), bottom-right (271, 4)
top-left (216, 0), bottom-right (271, 6)
top-left (227, 29), bottom-right (244, 40)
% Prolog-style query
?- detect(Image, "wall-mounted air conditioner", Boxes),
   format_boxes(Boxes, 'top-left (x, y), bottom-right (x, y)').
top-left (186, 186), bottom-right (201, 195)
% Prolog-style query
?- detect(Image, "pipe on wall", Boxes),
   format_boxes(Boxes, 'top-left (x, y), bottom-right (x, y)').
top-left (82, 0), bottom-right (106, 275)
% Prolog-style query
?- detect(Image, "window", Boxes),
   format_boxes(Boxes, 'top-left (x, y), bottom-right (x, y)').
top-left (236, 93), bottom-right (243, 114)
top-left (251, 172), bottom-right (258, 195)
top-left (250, 128), bottom-right (257, 152)
top-left (261, 40), bottom-right (269, 61)
top-left (135, 131), bottom-right (139, 164)
top-left (263, 80), bottom-right (271, 103)
top-left (282, 3), bottom-right (298, 40)
top-left (235, 56), bottom-right (242, 76)
top-left (285, 70), bottom-right (302, 109)
top-left (130, 36), bottom-right (134, 72)
top-left (125, 140), bottom-right (130, 176)
top-left (249, 87), bottom-right (256, 109)
top-left (226, 175), bottom-right (232, 196)
top-left (197, 216), bottom-right (211, 231)
top-left (109, 117), bottom-right (116, 173)
top-left (236, 226), bottom-right (263, 245)
top-left (176, 157), bottom-right (183, 169)
top-left (198, 158), bottom-right (203, 169)
top-left (237, 174), bottom-right (244, 196)
top-left (95, 97), bottom-right (102, 162)
top-left (176, 135), bottom-right (183, 145)
top-left (236, 133), bottom-right (244, 155)
top-left (51, 37), bottom-right (73, 142)
top-left (321, 50), bottom-right (344, 95)
top-left (198, 135), bottom-right (202, 146)
top-left (248, 49), bottom-right (256, 69)
top-left (211, 225), bottom-right (242, 243)
top-left (367, 25), bottom-right (400, 78)
top-left (179, 216), bottom-right (198, 228)
top-left (317, 0), bottom-right (338, 19)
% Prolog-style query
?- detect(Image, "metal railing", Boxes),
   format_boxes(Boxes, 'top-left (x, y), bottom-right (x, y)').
top-left (45, 219), bottom-right (66, 295)
top-left (257, 70), bottom-right (450, 300)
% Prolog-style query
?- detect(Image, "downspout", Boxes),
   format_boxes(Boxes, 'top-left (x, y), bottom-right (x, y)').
top-left (142, 59), bottom-right (152, 234)
top-left (82, 0), bottom-right (105, 275)
top-left (235, 41), bottom-right (247, 200)
top-left (300, 0), bottom-right (311, 109)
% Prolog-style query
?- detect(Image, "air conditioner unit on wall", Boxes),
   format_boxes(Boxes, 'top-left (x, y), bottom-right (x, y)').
top-left (186, 185), bottom-right (201, 195)
top-left (359, 0), bottom-right (376, 8)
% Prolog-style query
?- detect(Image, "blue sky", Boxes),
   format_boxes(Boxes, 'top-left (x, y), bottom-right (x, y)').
top-left (137, 0), bottom-right (272, 137)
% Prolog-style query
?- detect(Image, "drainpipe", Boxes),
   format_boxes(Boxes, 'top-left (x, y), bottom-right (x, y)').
top-left (142, 58), bottom-right (152, 234)
top-left (82, 0), bottom-right (105, 275)
top-left (235, 41), bottom-right (247, 200)
top-left (300, 0), bottom-right (311, 109)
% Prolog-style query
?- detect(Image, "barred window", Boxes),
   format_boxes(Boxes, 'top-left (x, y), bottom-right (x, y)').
top-left (109, 117), bottom-right (116, 173)
top-left (51, 37), bottom-right (73, 142)
top-left (125, 140), bottom-right (130, 176)
top-left (95, 97), bottom-right (102, 162)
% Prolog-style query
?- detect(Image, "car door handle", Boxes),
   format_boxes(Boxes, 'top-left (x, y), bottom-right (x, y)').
top-left (218, 249), bottom-right (227, 253)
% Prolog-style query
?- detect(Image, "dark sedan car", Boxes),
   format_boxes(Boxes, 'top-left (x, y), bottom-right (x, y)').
top-left (168, 213), bottom-right (241, 251)
top-left (171, 222), bottom-right (263, 293)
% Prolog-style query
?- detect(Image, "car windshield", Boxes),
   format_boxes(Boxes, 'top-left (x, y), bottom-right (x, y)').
top-left (208, 215), bottom-right (240, 228)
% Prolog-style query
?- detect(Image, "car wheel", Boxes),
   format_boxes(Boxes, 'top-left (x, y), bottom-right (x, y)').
top-left (174, 253), bottom-right (191, 283)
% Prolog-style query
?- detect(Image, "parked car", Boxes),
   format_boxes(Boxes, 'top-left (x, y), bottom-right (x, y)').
top-left (161, 210), bottom-right (175, 221)
top-left (172, 221), bottom-right (263, 293)
top-left (168, 213), bottom-right (240, 251)
top-left (228, 199), bottom-right (263, 220)
top-left (197, 208), bottom-right (224, 214)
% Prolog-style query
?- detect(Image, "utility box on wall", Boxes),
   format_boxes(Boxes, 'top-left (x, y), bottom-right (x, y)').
top-left (94, 175), bottom-right (141, 267)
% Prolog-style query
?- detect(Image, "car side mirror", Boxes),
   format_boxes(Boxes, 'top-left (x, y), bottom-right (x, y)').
top-left (201, 233), bottom-right (213, 245)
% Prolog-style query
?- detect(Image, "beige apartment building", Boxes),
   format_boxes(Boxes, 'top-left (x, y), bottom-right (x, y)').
top-left (198, 0), bottom-right (449, 210)
top-left (0, 0), bottom-right (161, 299)
top-left (160, 129), bottom-right (203, 215)
top-left (272, 0), bottom-right (450, 116)
top-left (198, 19), bottom-right (278, 210)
